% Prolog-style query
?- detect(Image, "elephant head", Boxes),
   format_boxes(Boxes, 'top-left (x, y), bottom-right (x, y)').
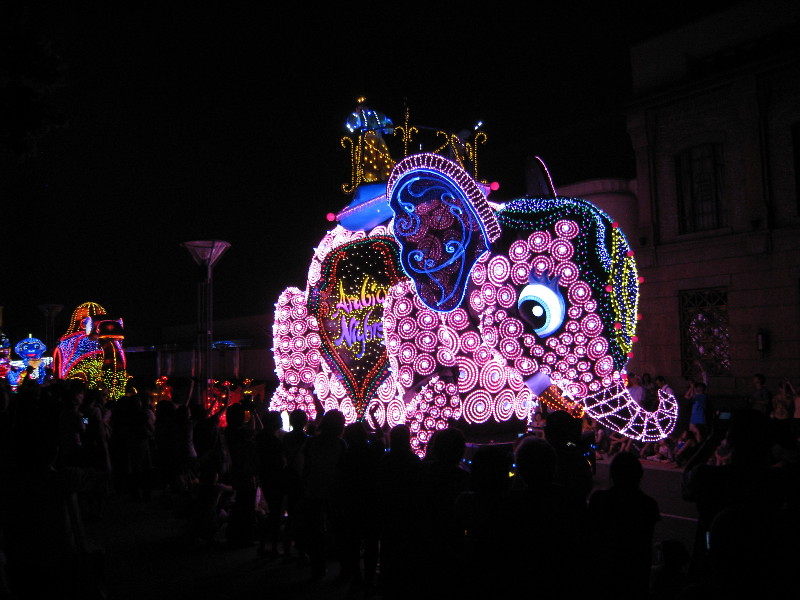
top-left (271, 151), bottom-right (677, 455)
top-left (382, 153), bottom-right (676, 452)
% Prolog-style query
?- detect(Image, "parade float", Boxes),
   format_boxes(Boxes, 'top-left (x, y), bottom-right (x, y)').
top-left (271, 100), bottom-right (677, 455)
top-left (7, 335), bottom-right (53, 390)
top-left (53, 301), bottom-right (128, 399)
top-left (0, 329), bottom-right (10, 380)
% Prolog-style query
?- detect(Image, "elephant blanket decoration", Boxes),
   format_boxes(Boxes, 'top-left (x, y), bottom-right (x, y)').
top-left (53, 301), bottom-right (128, 399)
top-left (271, 105), bottom-right (677, 455)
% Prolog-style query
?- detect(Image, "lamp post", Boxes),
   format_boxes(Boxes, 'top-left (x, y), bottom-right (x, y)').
top-left (181, 240), bottom-right (230, 408)
top-left (38, 304), bottom-right (63, 355)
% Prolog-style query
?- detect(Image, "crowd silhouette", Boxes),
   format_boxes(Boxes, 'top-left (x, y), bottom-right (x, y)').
top-left (0, 373), bottom-right (798, 599)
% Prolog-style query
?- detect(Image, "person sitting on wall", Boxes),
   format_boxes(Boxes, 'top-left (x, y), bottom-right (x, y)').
top-left (673, 430), bottom-right (698, 468)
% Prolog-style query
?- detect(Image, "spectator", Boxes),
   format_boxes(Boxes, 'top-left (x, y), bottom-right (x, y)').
top-left (338, 421), bottom-right (381, 588)
top-left (126, 393), bottom-right (156, 501)
top-left (300, 409), bottom-right (347, 582)
top-left (749, 373), bottom-right (772, 416)
top-left (791, 379), bottom-right (800, 440)
top-left (594, 421), bottom-right (611, 460)
top-left (674, 430), bottom-right (698, 467)
top-left (57, 380), bottom-right (87, 468)
top-left (682, 409), bottom-right (794, 595)
top-left (255, 411), bottom-right (285, 559)
top-left (641, 372), bottom-right (657, 411)
top-left (770, 379), bottom-right (794, 450)
top-left (685, 381), bottom-right (708, 443)
top-left (628, 374), bottom-right (646, 407)
top-left (454, 444), bottom-right (515, 599)
top-left (224, 403), bottom-right (259, 547)
top-left (646, 437), bottom-right (675, 464)
top-left (414, 427), bottom-right (469, 596)
top-left (654, 375), bottom-right (675, 399)
top-left (530, 410), bottom-right (546, 438)
top-left (649, 539), bottom-right (690, 600)
top-left (511, 436), bottom-right (589, 599)
top-left (544, 410), bottom-right (593, 503)
top-left (378, 424), bottom-right (420, 599)
top-left (608, 430), bottom-right (633, 457)
top-left (712, 435), bottom-right (732, 466)
top-left (281, 409), bottom-right (308, 561)
top-left (588, 451), bottom-right (660, 599)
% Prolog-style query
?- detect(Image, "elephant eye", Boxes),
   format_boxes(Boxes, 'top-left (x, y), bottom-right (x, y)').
top-left (518, 275), bottom-right (565, 338)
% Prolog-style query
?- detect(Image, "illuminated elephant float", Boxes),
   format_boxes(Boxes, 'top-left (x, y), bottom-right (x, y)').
top-left (272, 153), bottom-right (677, 455)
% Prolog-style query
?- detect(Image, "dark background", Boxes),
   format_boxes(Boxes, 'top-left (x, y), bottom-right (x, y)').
top-left (0, 1), bottom-right (741, 347)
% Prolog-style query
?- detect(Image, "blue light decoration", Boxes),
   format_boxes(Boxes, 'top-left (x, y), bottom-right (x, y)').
top-left (345, 103), bottom-right (394, 135)
top-left (7, 335), bottom-right (52, 389)
top-left (518, 270), bottom-right (566, 338)
top-left (336, 181), bottom-right (393, 232)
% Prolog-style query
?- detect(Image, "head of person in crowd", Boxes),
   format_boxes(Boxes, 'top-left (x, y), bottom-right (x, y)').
top-left (427, 427), bottom-right (466, 467)
top-left (469, 444), bottom-right (511, 493)
top-left (344, 421), bottom-right (368, 446)
top-left (318, 409), bottom-right (345, 438)
top-left (514, 436), bottom-right (557, 487)
top-left (225, 402), bottom-right (246, 429)
top-left (544, 410), bottom-right (582, 449)
top-left (289, 408), bottom-right (308, 433)
top-left (389, 424), bottom-right (413, 454)
top-left (609, 451), bottom-right (644, 490)
top-left (264, 410), bottom-right (283, 433)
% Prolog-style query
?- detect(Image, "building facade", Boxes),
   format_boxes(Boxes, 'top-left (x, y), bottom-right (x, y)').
top-left (621, 1), bottom-right (800, 398)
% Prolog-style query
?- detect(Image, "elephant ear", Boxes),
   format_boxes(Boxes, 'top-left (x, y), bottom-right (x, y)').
top-left (387, 153), bottom-right (501, 312)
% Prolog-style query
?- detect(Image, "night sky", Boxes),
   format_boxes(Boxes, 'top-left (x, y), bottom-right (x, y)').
top-left (1, 1), bottom-right (741, 347)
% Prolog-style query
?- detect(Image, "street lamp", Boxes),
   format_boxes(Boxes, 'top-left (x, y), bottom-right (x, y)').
top-left (181, 240), bottom-right (230, 408)
top-left (38, 304), bottom-right (63, 354)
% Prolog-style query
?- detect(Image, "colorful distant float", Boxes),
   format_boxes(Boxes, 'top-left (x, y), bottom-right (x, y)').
top-left (271, 100), bottom-right (677, 455)
top-left (0, 329), bottom-right (10, 380)
top-left (7, 335), bottom-right (53, 390)
top-left (53, 301), bottom-right (128, 399)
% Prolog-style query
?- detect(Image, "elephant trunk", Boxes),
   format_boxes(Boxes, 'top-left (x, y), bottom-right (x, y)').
top-left (526, 373), bottom-right (677, 441)
top-left (581, 381), bottom-right (678, 442)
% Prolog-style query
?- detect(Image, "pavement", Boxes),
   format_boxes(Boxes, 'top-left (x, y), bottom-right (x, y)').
top-left (83, 457), bottom-right (698, 600)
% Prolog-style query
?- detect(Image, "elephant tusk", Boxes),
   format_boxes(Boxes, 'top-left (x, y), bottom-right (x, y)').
top-left (523, 373), bottom-right (584, 418)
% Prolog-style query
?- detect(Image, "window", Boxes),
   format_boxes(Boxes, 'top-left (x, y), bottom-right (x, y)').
top-left (675, 144), bottom-right (724, 233)
top-left (679, 288), bottom-right (730, 379)
top-left (793, 123), bottom-right (800, 213)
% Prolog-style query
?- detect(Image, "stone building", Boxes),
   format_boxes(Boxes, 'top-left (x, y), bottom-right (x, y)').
top-left (566, 1), bottom-right (800, 400)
